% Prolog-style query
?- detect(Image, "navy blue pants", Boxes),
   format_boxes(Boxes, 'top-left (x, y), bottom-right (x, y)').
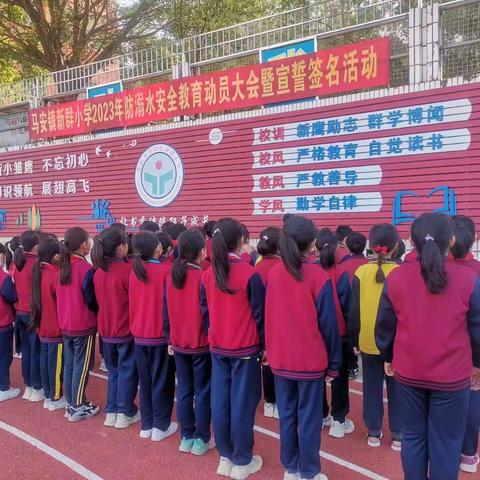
top-left (63, 334), bottom-right (95, 408)
top-left (14, 320), bottom-right (21, 355)
top-left (398, 383), bottom-right (469, 480)
top-left (0, 326), bottom-right (13, 391)
top-left (462, 390), bottom-right (480, 456)
top-left (175, 351), bottom-right (211, 443)
top-left (16, 314), bottom-right (41, 389)
top-left (135, 344), bottom-right (175, 431)
top-left (275, 376), bottom-right (324, 479)
top-left (40, 342), bottom-right (63, 401)
top-left (211, 353), bottom-right (261, 466)
top-left (263, 364), bottom-right (276, 404)
top-left (362, 353), bottom-right (402, 439)
top-left (103, 340), bottom-right (138, 417)
top-left (323, 340), bottom-right (349, 422)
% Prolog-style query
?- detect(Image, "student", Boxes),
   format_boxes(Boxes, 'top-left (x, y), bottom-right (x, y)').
top-left (348, 224), bottom-right (402, 450)
top-left (165, 228), bottom-right (212, 456)
top-left (335, 225), bottom-right (353, 264)
top-left (57, 227), bottom-right (99, 422)
top-left (201, 218), bottom-right (265, 479)
top-left (31, 238), bottom-right (66, 411)
top-left (449, 215), bottom-right (480, 474)
top-left (91, 228), bottom-right (139, 430)
top-left (0, 242), bottom-right (19, 402)
top-left (129, 231), bottom-right (177, 441)
top-left (255, 227), bottom-right (282, 419)
top-left (266, 215), bottom-right (341, 480)
top-left (376, 213), bottom-right (480, 480)
top-left (240, 224), bottom-right (259, 266)
top-left (12, 230), bottom-right (43, 401)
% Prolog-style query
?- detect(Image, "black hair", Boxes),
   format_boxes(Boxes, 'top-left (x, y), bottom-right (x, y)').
top-left (168, 223), bottom-right (187, 240)
top-left (139, 220), bottom-right (160, 233)
top-left (391, 239), bottom-right (406, 261)
top-left (156, 232), bottom-right (174, 257)
top-left (132, 231), bottom-right (160, 283)
top-left (240, 224), bottom-right (250, 243)
top-left (161, 221), bottom-right (174, 234)
top-left (257, 227), bottom-right (282, 257)
top-left (204, 220), bottom-right (217, 238)
top-left (282, 213), bottom-right (295, 228)
top-left (59, 227), bottom-right (90, 285)
top-left (450, 215), bottom-right (475, 259)
top-left (0, 243), bottom-right (5, 256)
top-left (412, 213), bottom-right (453, 293)
top-left (335, 225), bottom-right (354, 243)
top-left (369, 223), bottom-right (399, 283)
top-left (171, 229), bottom-right (206, 289)
top-left (279, 215), bottom-right (316, 281)
top-left (346, 232), bottom-right (367, 255)
top-left (126, 233), bottom-right (134, 255)
top-left (5, 236), bottom-right (20, 270)
top-left (14, 230), bottom-right (41, 272)
top-left (211, 218), bottom-right (243, 294)
top-left (91, 227), bottom-right (127, 271)
top-left (31, 239), bottom-right (61, 329)
top-left (110, 222), bottom-right (127, 233)
top-left (315, 228), bottom-right (337, 270)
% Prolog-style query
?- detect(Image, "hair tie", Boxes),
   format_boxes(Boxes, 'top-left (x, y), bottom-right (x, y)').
top-left (213, 228), bottom-right (221, 236)
top-left (425, 234), bottom-right (435, 242)
top-left (321, 243), bottom-right (329, 249)
top-left (374, 246), bottom-right (388, 254)
top-left (262, 235), bottom-right (268, 241)
top-left (19, 245), bottom-right (24, 250)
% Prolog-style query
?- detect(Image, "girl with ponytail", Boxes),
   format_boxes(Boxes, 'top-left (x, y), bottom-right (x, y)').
top-left (202, 218), bottom-right (266, 478)
top-left (376, 213), bottom-right (480, 479)
top-left (129, 231), bottom-right (176, 442)
top-left (165, 229), bottom-right (212, 455)
top-left (266, 215), bottom-right (341, 480)
top-left (91, 227), bottom-right (139, 430)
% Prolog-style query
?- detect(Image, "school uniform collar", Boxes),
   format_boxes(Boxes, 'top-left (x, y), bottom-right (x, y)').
top-left (146, 259), bottom-right (161, 264)
top-left (186, 263), bottom-right (202, 270)
top-left (228, 253), bottom-right (242, 262)
top-left (71, 253), bottom-right (87, 263)
top-left (41, 262), bottom-right (58, 271)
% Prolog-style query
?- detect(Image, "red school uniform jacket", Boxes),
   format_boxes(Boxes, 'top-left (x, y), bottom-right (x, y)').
top-left (94, 258), bottom-right (132, 342)
top-left (266, 262), bottom-right (341, 380)
top-left (165, 264), bottom-right (209, 354)
top-left (449, 254), bottom-right (480, 277)
top-left (12, 252), bottom-right (37, 314)
top-left (0, 271), bottom-right (17, 331)
top-left (201, 254), bottom-right (265, 357)
top-left (129, 259), bottom-right (171, 345)
top-left (56, 255), bottom-right (97, 337)
top-left (336, 255), bottom-right (369, 317)
top-left (38, 264), bottom-right (62, 342)
top-left (255, 255), bottom-right (281, 285)
top-left (376, 260), bottom-right (480, 391)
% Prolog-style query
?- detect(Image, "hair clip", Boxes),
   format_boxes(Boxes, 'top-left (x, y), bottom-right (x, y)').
top-left (213, 228), bottom-right (221, 235)
top-left (321, 243), bottom-right (329, 249)
top-left (425, 234), bottom-right (435, 242)
top-left (374, 246), bottom-right (388, 254)
top-left (262, 235), bottom-right (268, 241)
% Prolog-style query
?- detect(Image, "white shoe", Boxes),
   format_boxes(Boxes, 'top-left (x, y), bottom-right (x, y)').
top-left (99, 359), bottom-right (108, 373)
top-left (140, 429), bottom-right (152, 439)
top-left (263, 402), bottom-right (275, 418)
top-left (13, 352), bottom-right (22, 359)
top-left (49, 398), bottom-right (67, 411)
top-left (329, 419), bottom-right (354, 438)
top-left (391, 440), bottom-right (402, 452)
top-left (284, 472), bottom-right (299, 480)
top-left (273, 405), bottom-right (280, 419)
top-left (29, 388), bottom-right (45, 402)
top-left (151, 422), bottom-right (178, 442)
top-left (230, 456), bottom-right (263, 480)
top-left (322, 415), bottom-right (333, 429)
top-left (104, 413), bottom-right (117, 427)
top-left (0, 388), bottom-right (21, 402)
top-left (300, 475), bottom-right (328, 480)
top-left (115, 412), bottom-right (141, 429)
top-left (216, 457), bottom-right (233, 477)
top-left (43, 398), bottom-right (51, 409)
top-left (22, 387), bottom-right (33, 400)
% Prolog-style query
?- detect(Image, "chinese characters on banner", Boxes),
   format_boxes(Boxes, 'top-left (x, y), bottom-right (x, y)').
top-left (28, 38), bottom-right (390, 140)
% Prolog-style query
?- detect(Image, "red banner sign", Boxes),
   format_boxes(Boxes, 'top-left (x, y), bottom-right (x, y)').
top-left (28, 37), bottom-right (390, 140)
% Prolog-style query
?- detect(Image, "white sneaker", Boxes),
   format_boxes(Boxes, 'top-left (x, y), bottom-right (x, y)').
top-left (263, 402), bottom-right (275, 418)
top-left (391, 440), bottom-right (402, 452)
top-left (230, 455), bottom-right (263, 480)
top-left (329, 419), bottom-right (354, 438)
top-left (115, 412), bottom-right (141, 429)
top-left (217, 457), bottom-right (233, 477)
top-left (49, 398), bottom-right (67, 411)
top-left (13, 352), bottom-right (22, 359)
top-left (104, 413), bottom-right (117, 427)
top-left (99, 359), bottom-right (108, 373)
top-left (29, 388), bottom-right (45, 402)
top-left (140, 429), bottom-right (152, 439)
top-left (0, 388), bottom-right (21, 402)
top-left (43, 398), bottom-right (51, 409)
top-left (22, 387), bottom-right (33, 400)
top-left (322, 415), bottom-right (333, 429)
top-left (151, 422), bottom-right (178, 442)
top-left (273, 405), bottom-right (280, 419)
top-left (284, 472), bottom-right (299, 479)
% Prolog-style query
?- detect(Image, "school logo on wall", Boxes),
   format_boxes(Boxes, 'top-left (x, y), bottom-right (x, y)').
top-left (135, 144), bottom-right (184, 207)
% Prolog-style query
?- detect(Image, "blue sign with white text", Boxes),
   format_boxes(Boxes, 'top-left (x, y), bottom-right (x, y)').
top-left (87, 82), bottom-right (123, 99)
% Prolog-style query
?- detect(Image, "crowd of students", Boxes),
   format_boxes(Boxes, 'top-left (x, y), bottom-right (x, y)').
top-left (0, 212), bottom-right (478, 480)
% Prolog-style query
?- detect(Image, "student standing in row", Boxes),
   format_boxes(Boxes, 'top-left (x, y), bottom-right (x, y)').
top-left (376, 213), bottom-right (480, 480)
top-left (202, 218), bottom-right (265, 480)
top-left (266, 215), bottom-right (341, 480)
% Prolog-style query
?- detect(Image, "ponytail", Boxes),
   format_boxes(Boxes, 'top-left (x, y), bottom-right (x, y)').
top-left (91, 228), bottom-right (127, 271)
top-left (13, 246), bottom-right (26, 271)
top-left (14, 230), bottom-right (40, 271)
top-left (420, 238), bottom-right (448, 293)
top-left (369, 223), bottom-right (400, 284)
top-left (279, 233), bottom-right (303, 280)
top-left (132, 231), bottom-right (160, 283)
top-left (60, 227), bottom-right (89, 285)
top-left (374, 246), bottom-right (387, 283)
top-left (59, 247), bottom-right (72, 285)
top-left (90, 238), bottom-right (107, 271)
top-left (133, 255), bottom-right (148, 283)
top-left (30, 259), bottom-right (42, 328)
top-left (315, 228), bottom-right (336, 270)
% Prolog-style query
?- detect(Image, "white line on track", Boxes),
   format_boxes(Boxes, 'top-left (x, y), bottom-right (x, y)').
top-left (0, 420), bottom-right (104, 480)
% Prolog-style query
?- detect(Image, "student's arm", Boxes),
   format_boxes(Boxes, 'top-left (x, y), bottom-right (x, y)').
top-left (247, 272), bottom-right (266, 350)
top-left (0, 276), bottom-right (17, 305)
top-left (375, 281), bottom-right (397, 363)
top-left (468, 277), bottom-right (480, 368)
top-left (163, 285), bottom-right (170, 342)
top-left (347, 275), bottom-right (361, 349)
top-left (316, 279), bottom-right (341, 375)
top-left (82, 268), bottom-right (98, 313)
top-left (200, 283), bottom-right (209, 336)
top-left (336, 272), bottom-right (351, 318)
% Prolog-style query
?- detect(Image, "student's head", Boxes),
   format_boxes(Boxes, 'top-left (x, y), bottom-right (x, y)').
top-left (132, 231), bottom-right (162, 283)
top-left (211, 218), bottom-right (244, 294)
top-left (14, 230), bottom-right (41, 272)
top-left (450, 215), bottom-right (475, 259)
top-left (161, 221), bottom-right (174, 234)
top-left (204, 220), bottom-right (217, 238)
top-left (5, 235), bottom-right (20, 270)
top-left (59, 227), bottom-right (90, 285)
top-left (240, 224), bottom-right (250, 244)
top-left (110, 222), bottom-right (127, 233)
top-left (257, 227), bottom-right (282, 257)
top-left (335, 225), bottom-right (353, 244)
top-left (279, 215), bottom-right (316, 281)
top-left (91, 227), bottom-right (128, 271)
top-left (391, 239), bottom-right (406, 261)
top-left (412, 213), bottom-right (454, 293)
top-left (315, 228), bottom-right (337, 270)
top-left (139, 220), bottom-right (160, 233)
top-left (369, 223), bottom-right (399, 283)
top-left (171, 229), bottom-right (206, 289)
top-left (156, 232), bottom-right (174, 258)
top-left (168, 223), bottom-right (187, 241)
top-left (346, 232), bottom-right (367, 255)
top-left (282, 213), bottom-right (295, 229)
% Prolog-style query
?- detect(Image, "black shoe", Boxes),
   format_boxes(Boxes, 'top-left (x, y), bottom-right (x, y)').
top-left (348, 367), bottom-right (359, 380)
